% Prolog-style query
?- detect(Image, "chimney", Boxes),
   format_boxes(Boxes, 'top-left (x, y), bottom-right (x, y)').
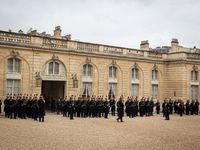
top-left (18, 30), bottom-right (23, 34)
top-left (54, 25), bottom-right (61, 39)
top-left (140, 40), bottom-right (149, 51)
top-left (65, 34), bottom-right (71, 40)
top-left (171, 38), bottom-right (179, 53)
top-left (30, 30), bottom-right (37, 36)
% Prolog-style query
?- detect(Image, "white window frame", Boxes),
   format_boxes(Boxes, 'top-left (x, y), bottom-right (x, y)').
top-left (6, 79), bottom-right (20, 96)
top-left (191, 71), bottom-right (198, 81)
top-left (82, 82), bottom-right (92, 98)
top-left (132, 68), bottom-right (139, 79)
top-left (109, 66), bottom-right (117, 78)
top-left (83, 64), bottom-right (92, 77)
top-left (108, 83), bottom-right (117, 99)
top-left (191, 85), bottom-right (198, 100)
top-left (48, 61), bottom-right (59, 75)
top-left (152, 70), bottom-right (158, 80)
top-left (151, 85), bottom-right (158, 100)
top-left (131, 84), bottom-right (139, 99)
top-left (7, 58), bottom-right (20, 73)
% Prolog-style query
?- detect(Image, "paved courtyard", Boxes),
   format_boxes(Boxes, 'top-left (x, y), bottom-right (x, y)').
top-left (0, 112), bottom-right (200, 150)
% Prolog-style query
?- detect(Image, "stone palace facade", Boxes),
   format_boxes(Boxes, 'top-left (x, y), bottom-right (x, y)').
top-left (0, 26), bottom-right (199, 107)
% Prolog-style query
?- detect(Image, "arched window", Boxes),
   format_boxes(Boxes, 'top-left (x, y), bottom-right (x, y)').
top-left (132, 68), bottom-right (139, 79)
top-left (48, 62), bottom-right (59, 75)
top-left (83, 64), bottom-right (92, 77)
top-left (152, 70), bottom-right (158, 80)
top-left (191, 71), bottom-right (198, 81)
top-left (109, 66), bottom-right (117, 78)
top-left (7, 58), bottom-right (20, 73)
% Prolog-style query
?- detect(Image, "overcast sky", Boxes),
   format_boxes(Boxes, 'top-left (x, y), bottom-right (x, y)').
top-left (0, 0), bottom-right (200, 49)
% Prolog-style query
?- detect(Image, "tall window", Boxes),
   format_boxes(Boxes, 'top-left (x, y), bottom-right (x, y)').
top-left (191, 71), bottom-right (198, 81)
top-left (109, 66), bottom-right (117, 78)
top-left (132, 68), bottom-right (139, 79)
top-left (151, 85), bottom-right (158, 100)
top-left (191, 85), bottom-right (198, 100)
top-left (7, 58), bottom-right (20, 73)
top-left (6, 80), bottom-right (20, 96)
top-left (83, 64), bottom-right (92, 77)
top-left (82, 82), bottom-right (92, 98)
top-left (108, 83), bottom-right (117, 99)
top-left (48, 62), bottom-right (59, 75)
top-left (152, 70), bottom-right (158, 80)
top-left (131, 84), bottom-right (139, 98)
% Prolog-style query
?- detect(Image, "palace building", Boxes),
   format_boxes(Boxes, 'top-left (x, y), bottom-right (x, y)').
top-left (0, 26), bottom-right (199, 107)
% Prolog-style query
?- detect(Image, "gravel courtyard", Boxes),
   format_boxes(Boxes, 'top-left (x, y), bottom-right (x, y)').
top-left (0, 112), bottom-right (200, 150)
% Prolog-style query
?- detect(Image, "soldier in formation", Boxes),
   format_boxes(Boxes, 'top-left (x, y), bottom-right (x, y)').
top-left (3, 93), bottom-right (45, 122)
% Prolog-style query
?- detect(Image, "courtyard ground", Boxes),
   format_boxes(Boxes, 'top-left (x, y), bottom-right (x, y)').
top-left (0, 112), bottom-right (200, 150)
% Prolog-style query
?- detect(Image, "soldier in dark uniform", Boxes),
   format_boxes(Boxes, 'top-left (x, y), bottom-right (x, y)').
top-left (179, 100), bottom-right (184, 117)
top-left (125, 97), bottom-right (130, 117)
top-left (155, 100), bottom-right (160, 114)
top-left (145, 97), bottom-right (150, 117)
top-left (104, 97), bottom-right (109, 119)
top-left (21, 94), bottom-right (27, 119)
top-left (195, 99), bottom-right (199, 115)
top-left (76, 96), bottom-right (81, 117)
top-left (10, 94), bottom-right (17, 119)
top-left (18, 94), bottom-right (23, 118)
top-left (62, 97), bottom-right (67, 117)
top-left (4, 93), bottom-right (10, 117)
top-left (169, 99), bottom-right (173, 114)
top-left (38, 94), bottom-right (45, 122)
top-left (56, 99), bottom-right (61, 115)
top-left (82, 97), bottom-right (87, 118)
top-left (88, 96), bottom-right (93, 118)
top-left (51, 97), bottom-right (56, 113)
top-left (8, 94), bottom-right (13, 118)
top-left (69, 96), bottom-right (75, 120)
top-left (163, 99), bottom-right (170, 120)
top-left (191, 100), bottom-right (195, 115)
top-left (139, 98), bottom-right (145, 117)
top-left (33, 95), bottom-right (38, 121)
top-left (129, 97), bottom-right (134, 118)
top-left (117, 97), bottom-right (124, 122)
top-left (174, 99), bottom-right (178, 113)
top-left (185, 99), bottom-right (190, 115)
top-left (150, 97), bottom-right (154, 116)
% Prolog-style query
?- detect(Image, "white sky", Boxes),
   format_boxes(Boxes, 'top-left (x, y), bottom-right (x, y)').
top-left (0, 0), bottom-right (200, 49)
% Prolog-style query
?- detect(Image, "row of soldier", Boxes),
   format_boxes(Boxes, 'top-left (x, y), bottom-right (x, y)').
top-left (3, 93), bottom-right (45, 122)
top-left (1, 94), bottom-right (199, 122)
top-left (50, 95), bottom-right (115, 120)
